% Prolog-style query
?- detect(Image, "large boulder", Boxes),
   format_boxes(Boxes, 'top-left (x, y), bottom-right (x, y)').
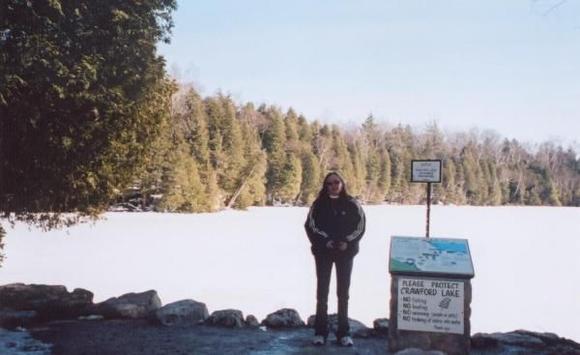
top-left (0, 283), bottom-right (93, 320)
top-left (245, 315), bottom-right (260, 328)
top-left (155, 300), bottom-right (208, 326)
top-left (472, 330), bottom-right (580, 353)
top-left (205, 309), bottom-right (244, 328)
top-left (306, 314), bottom-right (369, 337)
top-left (93, 290), bottom-right (161, 319)
top-left (262, 308), bottom-right (304, 329)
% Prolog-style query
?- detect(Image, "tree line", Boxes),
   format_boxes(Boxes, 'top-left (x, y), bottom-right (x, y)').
top-left (2, 0), bottom-right (579, 235)
top-left (119, 86), bottom-right (580, 212)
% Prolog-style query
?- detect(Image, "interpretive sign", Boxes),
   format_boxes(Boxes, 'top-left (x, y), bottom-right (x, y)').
top-left (411, 160), bottom-right (441, 183)
top-left (397, 277), bottom-right (464, 334)
top-left (388, 236), bottom-right (475, 355)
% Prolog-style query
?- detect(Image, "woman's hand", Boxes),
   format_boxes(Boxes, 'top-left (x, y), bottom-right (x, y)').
top-left (336, 241), bottom-right (347, 251)
top-left (326, 240), bottom-right (335, 249)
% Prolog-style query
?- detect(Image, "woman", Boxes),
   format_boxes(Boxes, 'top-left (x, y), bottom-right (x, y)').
top-left (304, 172), bottom-right (366, 347)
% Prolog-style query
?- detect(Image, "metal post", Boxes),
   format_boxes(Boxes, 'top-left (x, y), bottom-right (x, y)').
top-left (426, 182), bottom-right (432, 238)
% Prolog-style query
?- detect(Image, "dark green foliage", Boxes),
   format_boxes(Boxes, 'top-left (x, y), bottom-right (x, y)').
top-left (2, 0), bottom-right (579, 229)
top-left (299, 151), bottom-right (321, 204)
top-left (278, 152), bottom-right (302, 203)
top-left (262, 107), bottom-right (287, 203)
top-left (0, 0), bottom-right (177, 226)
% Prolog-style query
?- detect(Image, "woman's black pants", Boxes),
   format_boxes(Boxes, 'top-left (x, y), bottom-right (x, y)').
top-left (313, 253), bottom-right (354, 339)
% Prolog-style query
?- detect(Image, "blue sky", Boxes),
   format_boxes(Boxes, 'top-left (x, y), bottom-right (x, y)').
top-left (158, 0), bottom-right (580, 144)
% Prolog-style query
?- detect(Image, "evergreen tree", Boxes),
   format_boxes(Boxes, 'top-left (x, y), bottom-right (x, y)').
top-left (230, 106), bottom-right (267, 209)
top-left (262, 107), bottom-right (287, 203)
top-left (1, 0), bottom-right (177, 226)
top-left (158, 142), bottom-right (204, 212)
top-left (542, 173), bottom-right (562, 206)
top-left (182, 89), bottom-right (210, 166)
top-left (300, 152), bottom-right (321, 204)
top-left (330, 126), bottom-right (355, 189)
top-left (349, 140), bottom-right (366, 198)
top-left (278, 153), bottom-right (303, 203)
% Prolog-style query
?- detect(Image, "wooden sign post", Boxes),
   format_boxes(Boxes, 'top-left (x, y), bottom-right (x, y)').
top-left (411, 160), bottom-right (442, 238)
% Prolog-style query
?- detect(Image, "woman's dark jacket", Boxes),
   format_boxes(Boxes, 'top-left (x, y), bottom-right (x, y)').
top-left (304, 195), bottom-right (366, 258)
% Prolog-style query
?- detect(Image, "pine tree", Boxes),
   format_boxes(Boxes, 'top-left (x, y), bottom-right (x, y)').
top-left (182, 89), bottom-right (210, 166)
top-left (230, 106), bottom-right (267, 209)
top-left (330, 126), bottom-right (355, 190)
top-left (158, 142), bottom-right (204, 212)
top-left (217, 95), bottom-right (245, 194)
top-left (300, 151), bottom-right (321, 204)
top-left (0, 0), bottom-right (178, 226)
top-left (349, 140), bottom-right (366, 198)
top-left (262, 107), bottom-right (287, 203)
top-left (278, 153), bottom-right (303, 203)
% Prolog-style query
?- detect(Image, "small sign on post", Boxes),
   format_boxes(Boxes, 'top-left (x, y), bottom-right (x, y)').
top-left (410, 160), bottom-right (442, 238)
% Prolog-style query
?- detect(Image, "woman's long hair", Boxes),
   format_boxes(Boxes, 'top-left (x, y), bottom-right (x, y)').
top-left (315, 171), bottom-right (350, 201)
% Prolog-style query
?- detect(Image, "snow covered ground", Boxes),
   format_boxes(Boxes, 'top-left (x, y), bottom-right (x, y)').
top-left (1, 206), bottom-right (579, 341)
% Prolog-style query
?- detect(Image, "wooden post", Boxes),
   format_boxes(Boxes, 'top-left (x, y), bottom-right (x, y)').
top-left (426, 182), bottom-right (432, 239)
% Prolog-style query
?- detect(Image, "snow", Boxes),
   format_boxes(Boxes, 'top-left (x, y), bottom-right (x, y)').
top-left (1, 206), bottom-right (579, 341)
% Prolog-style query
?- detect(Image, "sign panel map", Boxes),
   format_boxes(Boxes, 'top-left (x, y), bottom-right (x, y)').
top-left (389, 236), bottom-right (474, 277)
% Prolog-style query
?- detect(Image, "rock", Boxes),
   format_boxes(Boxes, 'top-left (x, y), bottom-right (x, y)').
top-left (261, 309), bottom-right (304, 329)
top-left (205, 309), bottom-right (244, 328)
top-left (0, 309), bottom-right (37, 329)
top-left (473, 331), bottom-right (545, 349)
top-left (77, 315), bottom-right (104, 321)
top-left (373, 318), bottom-right (389, 334)
top-left (394, 348), bottom-right (446, 355)
top-left (513, 330), bottom-right (580, 353)
top-left (471, 333), bottom-right (499, 349)
top-left (155, 300), bottom-right (208, 326)
top-left (472, 330), bottom-right (580, 353)
top-left (94, 290), bottom-right (161, 319)
top-left (306, 314), bottom-right (368, 337)
top-left (514, 329), bottom-right (564, 345)
top-left (245, 315), bottom-right (260, 328)
top-left (0, 283), bottom-right (93, 320)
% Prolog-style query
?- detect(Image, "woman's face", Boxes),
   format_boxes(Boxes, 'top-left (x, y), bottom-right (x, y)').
top-left (325, 175), bottom-right (343, 196)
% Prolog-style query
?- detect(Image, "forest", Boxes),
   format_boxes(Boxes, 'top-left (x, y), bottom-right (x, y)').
top-left (1, 0), bottom-right (579, 230)
top-left (118, 86), bottom-right (580, 213)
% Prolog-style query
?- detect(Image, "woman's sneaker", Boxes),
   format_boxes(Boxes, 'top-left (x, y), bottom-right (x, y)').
top-left (339, 336), bottom-right (354, 347)
top-left (311, 335), bottom-right (325, 346)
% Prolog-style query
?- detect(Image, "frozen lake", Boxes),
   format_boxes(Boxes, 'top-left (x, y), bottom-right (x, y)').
top-left (1, 206), bottom-right (579, 341)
